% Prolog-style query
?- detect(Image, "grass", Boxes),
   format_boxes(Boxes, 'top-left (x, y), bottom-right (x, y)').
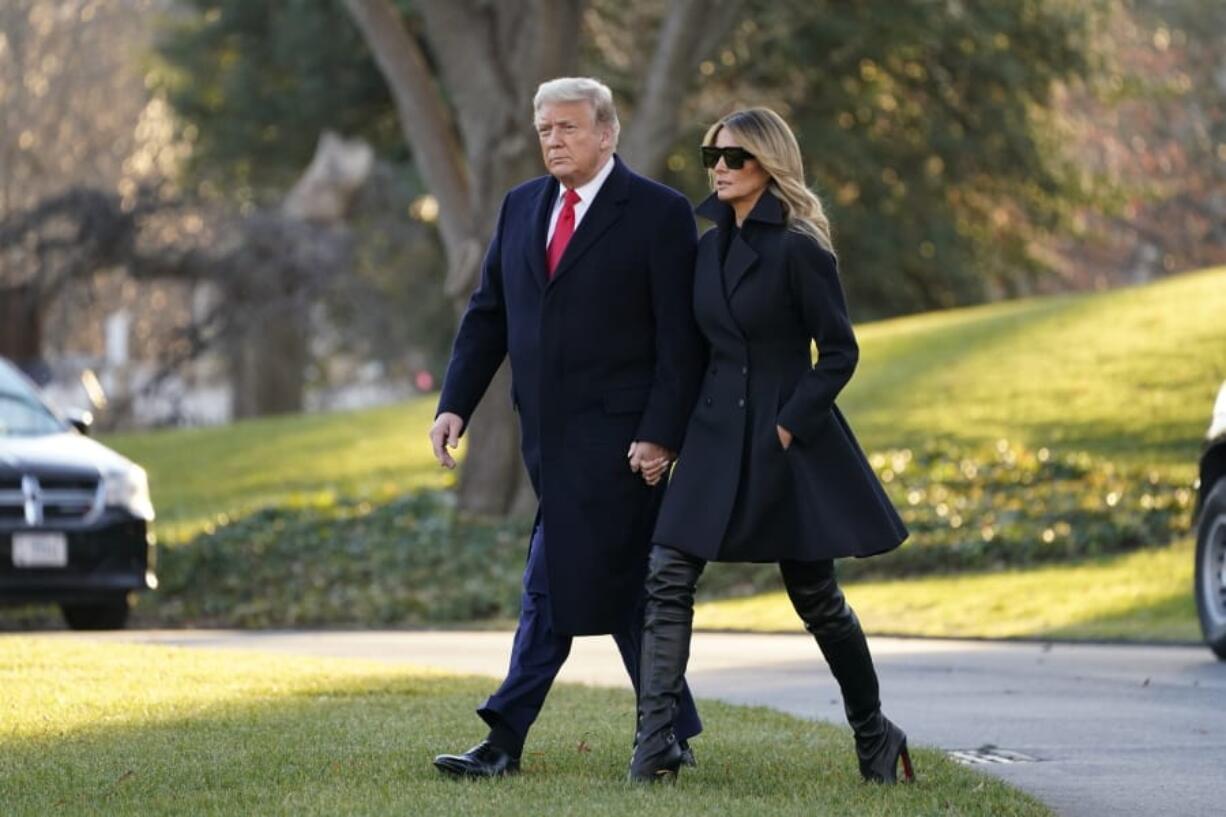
top-left (103, 398), bottom-right (452, 543)
top-left (0, 638), bottom-right (1051, 817)
top-left (697, 537), bottom-right (1199, 642)
top-left (841, 266), bottom-right (1226, 479)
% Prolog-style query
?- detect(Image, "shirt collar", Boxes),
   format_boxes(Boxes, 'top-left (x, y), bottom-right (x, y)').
top-left (560, 154), bottom-right (616, 206)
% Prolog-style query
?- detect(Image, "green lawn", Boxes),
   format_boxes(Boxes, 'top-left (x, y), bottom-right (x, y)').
top-left (841, 265), bottom-right (1226, 478)
top-left (104, 398), bottom-right (450, 544)
top-left (0, 638), bottom-right (1050, 817)
top-left (697, 537), bottom-right (1199, 642)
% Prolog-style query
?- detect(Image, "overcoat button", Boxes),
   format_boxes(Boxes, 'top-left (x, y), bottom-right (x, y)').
top-left (704, 397), bottom-right (713, 407)
top-left (741, 366), bottom-right (748, 375)
top-left (737, 398), bottom-right (745, 408)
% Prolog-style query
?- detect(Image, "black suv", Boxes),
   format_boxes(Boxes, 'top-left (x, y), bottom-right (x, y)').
top-left (1196, 380), bottom-right (1226, 659)
top-left (0, 358), bottom-right (156, 629)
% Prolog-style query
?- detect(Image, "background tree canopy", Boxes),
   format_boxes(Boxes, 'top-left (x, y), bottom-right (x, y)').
top-left (154, 0), bottom-right (1100, 319)
top-left (0, 0), bottom-right (1197, 512)
top-left (154, 0), bottom-right (405, 200)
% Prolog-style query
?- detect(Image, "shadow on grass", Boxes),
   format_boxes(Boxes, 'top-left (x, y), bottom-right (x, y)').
top-left (0, 663), bottom-right (1048, 817)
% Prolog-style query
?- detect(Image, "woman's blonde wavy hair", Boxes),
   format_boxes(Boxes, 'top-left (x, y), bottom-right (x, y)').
top-left (703, 107), bottom-right (834, 254)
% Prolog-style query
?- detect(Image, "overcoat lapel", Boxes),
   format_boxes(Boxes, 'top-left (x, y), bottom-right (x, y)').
top-left (723, 233), bottom-right (758, 298)
top-left (548, 157), bottom-right (630, 286)
top-left (696, 240), bottom-right (746, 340)
top-left (695, 193), bottom-right (750, 338)
top-left (526, 176), bottom-right (557, 291)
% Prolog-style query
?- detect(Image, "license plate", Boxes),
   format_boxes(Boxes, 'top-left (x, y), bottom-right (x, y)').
top-left (12, 532), bottom-right (68, 568)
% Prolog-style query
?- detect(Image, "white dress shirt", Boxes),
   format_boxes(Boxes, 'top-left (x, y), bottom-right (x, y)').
top-left (546, 154), bottom-right (616, 246)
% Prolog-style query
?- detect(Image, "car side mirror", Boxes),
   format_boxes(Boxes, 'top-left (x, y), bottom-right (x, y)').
top-left (66, 409), bottom-right (94, 436)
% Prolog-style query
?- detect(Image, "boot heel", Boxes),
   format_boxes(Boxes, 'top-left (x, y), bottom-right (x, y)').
top-left (628, 735), bottom-right (684, 783)
top-left (899, 742), bottom-right (915, 783)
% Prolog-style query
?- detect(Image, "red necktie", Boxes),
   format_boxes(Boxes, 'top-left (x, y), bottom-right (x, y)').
top-left (547, 188), bottom-right (581, 278)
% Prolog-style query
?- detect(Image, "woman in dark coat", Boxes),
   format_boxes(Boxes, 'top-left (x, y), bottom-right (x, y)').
top-left (628, 108), bottom-right (913, 784)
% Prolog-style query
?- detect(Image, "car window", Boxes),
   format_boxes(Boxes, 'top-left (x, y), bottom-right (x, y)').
top-left (0, 363), bottom-right (64, 437)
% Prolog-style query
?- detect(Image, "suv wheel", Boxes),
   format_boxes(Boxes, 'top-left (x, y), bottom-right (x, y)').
top-left (1196, 479), bottom-right (1226, 660)
top-left (60, 595), bottom-right (130, 631)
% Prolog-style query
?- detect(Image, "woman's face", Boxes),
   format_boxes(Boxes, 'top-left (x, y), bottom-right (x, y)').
top-left (712, 128), bottom-right (770, 207)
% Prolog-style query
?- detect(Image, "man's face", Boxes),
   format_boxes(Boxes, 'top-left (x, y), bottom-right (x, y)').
top-left (536, 100), bottom-right (612, 188)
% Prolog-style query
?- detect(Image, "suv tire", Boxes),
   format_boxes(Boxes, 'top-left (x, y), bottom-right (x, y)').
top-left (1195, 479), bottom-right (1226, 660)
top-left (60, 595), bottom-right (130, 631)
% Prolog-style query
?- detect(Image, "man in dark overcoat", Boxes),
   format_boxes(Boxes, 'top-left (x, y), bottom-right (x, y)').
top-left (428, 77), bottom-right (705, 778)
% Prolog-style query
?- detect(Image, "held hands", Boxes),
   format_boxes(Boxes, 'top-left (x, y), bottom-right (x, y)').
top-left (429, 412), bottom-right (465, 469)
top-left (629, 441), bottom-right (675, 487)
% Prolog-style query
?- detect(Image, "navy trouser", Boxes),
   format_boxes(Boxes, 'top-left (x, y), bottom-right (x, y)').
top-left (478, 525), bottom-right (703, 743)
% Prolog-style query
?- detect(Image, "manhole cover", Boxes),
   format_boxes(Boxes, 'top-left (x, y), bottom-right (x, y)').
top-left (948, 746), bottom-right (1039, 765)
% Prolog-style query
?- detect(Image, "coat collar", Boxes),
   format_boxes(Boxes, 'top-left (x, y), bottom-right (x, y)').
top-left (528, 154), bottom-right (631, 290)
top-left (695, 190), bottom-right (786, 298)
top-left (694, 189), bottom-right (786, 231)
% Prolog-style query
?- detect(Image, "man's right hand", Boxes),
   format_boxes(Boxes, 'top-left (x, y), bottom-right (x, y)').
top-left (429, 412), bottom-right (465, 469)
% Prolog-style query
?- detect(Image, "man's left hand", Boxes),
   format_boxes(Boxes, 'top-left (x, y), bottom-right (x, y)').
top-left (628, 441), bottom-right (675, 486)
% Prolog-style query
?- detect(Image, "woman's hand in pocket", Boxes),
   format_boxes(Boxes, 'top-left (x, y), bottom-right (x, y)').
top-left (776, 424), bottom-right (794, 451)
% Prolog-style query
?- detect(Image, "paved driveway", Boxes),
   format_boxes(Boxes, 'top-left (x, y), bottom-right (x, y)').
top-left (70, 630), bottom-right (1226, 817)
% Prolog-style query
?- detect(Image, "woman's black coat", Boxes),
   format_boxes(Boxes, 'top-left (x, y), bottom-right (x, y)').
top-left (653, 192), bottom-right (908, 563)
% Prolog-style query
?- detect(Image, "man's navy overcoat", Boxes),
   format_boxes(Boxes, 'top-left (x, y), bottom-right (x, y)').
top-left (653, 192), bottom-right (908, 562)
top-left (437, 156), bottom-right (704, 635)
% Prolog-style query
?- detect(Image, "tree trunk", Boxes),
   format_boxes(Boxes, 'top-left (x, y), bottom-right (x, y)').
top-left (230, 305), bottom-right (307, 418)
top-left (0, 283), bottom-right (41, 368)
top-left (230, 132), bottom-right (373, 420)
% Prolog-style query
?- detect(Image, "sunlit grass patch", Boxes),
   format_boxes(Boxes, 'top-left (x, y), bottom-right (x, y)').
top-left (102, 397), bottom-right (451, 545)
top-left (843, 266), bottom-right (1226, 478)
top-left (696, 538), bottom-right (1197, 642)
top-left (0, 638), bottom-right (1051, 817)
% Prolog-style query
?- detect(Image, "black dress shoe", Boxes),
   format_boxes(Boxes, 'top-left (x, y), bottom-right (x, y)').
top-left (433, 741), bottom-right (520, 778)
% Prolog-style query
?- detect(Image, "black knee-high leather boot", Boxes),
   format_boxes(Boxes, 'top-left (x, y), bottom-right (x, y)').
top-left (783, 564), bottom-right (915, 784)
top-left (628, 545), bottom-right (705, 783)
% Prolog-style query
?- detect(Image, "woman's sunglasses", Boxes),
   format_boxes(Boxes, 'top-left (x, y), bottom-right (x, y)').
top-left (701, 146), bottom-right (755, 170)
